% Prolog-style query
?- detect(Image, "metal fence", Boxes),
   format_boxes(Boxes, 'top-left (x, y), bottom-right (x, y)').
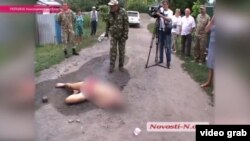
top-left (36, 13), bottom-right (61, 45)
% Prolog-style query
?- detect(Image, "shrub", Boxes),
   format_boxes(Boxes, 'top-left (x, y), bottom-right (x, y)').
top-left (99, 5), bottom-right (109, 23)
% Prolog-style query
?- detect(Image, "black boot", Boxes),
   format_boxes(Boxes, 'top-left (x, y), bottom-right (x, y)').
top-left (72, 48), bottom-right (79, 55)
top-left (167, 62), bottom-right (170, 69)
top-left (64, 49), bottom-right (68, 58)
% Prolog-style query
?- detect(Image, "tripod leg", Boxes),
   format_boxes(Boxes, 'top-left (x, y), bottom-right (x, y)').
top-left (145, 33), bottom-right (155, 68)
top-left (155, 37), bottom-right (159, 63)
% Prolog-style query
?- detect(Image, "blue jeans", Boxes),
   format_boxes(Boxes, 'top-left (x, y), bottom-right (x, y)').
top-left (159, 30), bottom-right (171, 63)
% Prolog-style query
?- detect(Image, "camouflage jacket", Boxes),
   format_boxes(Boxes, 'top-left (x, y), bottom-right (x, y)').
top-left (58, 9), bottom-right (75, 30)
top-left (195, 14), bottom-right (210, 37)
top-left (106, 8), bottom-right (129, 40)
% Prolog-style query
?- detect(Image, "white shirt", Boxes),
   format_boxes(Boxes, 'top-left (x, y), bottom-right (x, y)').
top-left (181, 15), bottom-right (196, 35)
top-left (159, 7), bottom-right (173, 31)
top-left (90, 10), bottom-right (98, 22)
top-left (171, 15), bottom-right (182, 34)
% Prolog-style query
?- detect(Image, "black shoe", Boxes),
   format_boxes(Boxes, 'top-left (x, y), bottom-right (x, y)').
top-left (158, 60), bottom-right (163, 64)
top-left (72, 48), bottom-right (79, 55)
top-left (119, 67), bottom-right (125, 72)
top-left (64, 50), bottom-right (68, 58)
top-left (109, 68), bottom-right (114, 73)
top-left (167, 62), bottom-right (170, 69)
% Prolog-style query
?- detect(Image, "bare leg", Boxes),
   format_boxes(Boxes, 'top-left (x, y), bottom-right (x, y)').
top-left (65, 92), bottom-right (87, 104)
top-left (201, 69), bottom-right (214, 88)
top-left (56, 82), bottom-right (84, 91)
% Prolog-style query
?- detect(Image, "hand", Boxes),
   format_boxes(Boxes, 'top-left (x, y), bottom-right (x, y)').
top-left (122, 36), bottom-right (128, 41)
top-left (104, 33), bottom-right (109, 38)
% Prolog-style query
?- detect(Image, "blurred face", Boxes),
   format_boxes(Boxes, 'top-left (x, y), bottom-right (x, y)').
top-left (62, 3), bottom-right (68, 11)
top-left (77, 11), bottom-right (81, 15)
top-left (200, 8), bottom-right (206, 14)
top-left (110, 5), bottom-right (118, 12)
top-left (162, 2), bottom-right (169, 10)
top-left (176, 11), bottom-right (180, 16)
top-left (185, 8), bottom-right (190, 16)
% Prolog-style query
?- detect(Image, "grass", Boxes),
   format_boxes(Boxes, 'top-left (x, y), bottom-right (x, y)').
top-left (147, 23), bottom-right (213, 96)
top-left (35, 18), bottom-right (106, 74)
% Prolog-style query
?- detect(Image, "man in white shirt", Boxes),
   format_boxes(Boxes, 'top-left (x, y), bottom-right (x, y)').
top-left (180, 8), bottom-right (196, 57)
top-left (90, 6), bottom-right (98, 36)
top-left (171, 8), bottom-right (182, 53)
top-left (157, 0), bottom-right (173, 68)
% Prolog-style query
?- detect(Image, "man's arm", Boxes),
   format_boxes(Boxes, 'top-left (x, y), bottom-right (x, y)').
top-left (123, 10), bottom-right (129, 40)
top-left (157, 12), bottom-right (172, 22)
top-left (105, 14), bottom-right (110, 37)
top-left (205, 16), bottom-right (214, 33)
top-left (96, 11), bottom-right (98, 22)
top-left (190, 17), bottom-right (196, 33)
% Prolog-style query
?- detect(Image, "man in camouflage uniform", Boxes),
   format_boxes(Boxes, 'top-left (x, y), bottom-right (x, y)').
top-left (58, 2), bottom-right (79, 57)
top-left (105, 0), bottom-right (129, 73)
top-left (194, 5), bottom-right (210, 63)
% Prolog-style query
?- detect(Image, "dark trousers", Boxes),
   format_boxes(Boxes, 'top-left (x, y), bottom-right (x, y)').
top-left (91, 21), bottom-right (97, 36)
top-left (181, 34), bottom-right (192, 56)
top-left (159, 30), bottom-right (172, 63)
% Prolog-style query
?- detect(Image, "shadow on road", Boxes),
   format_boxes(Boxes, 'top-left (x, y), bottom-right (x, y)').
top-left (36, 54), bottom-right (131, 116)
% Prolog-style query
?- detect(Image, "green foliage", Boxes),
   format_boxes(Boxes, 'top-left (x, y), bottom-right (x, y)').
top-left (99, 5), bottom-right (109, 22)
top-left (66, 0), bottom-right (97, 11)
top-left (126, 1), bottom-right (149, 13)
top-left (83, 14), bottom-right (91, 28)
top-left (192, 0), bottom-right (202, 18)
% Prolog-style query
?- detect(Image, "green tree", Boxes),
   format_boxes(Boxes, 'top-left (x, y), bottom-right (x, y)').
top-left (192, 0), bottom-right (201, 18)
top-left (99, 5), bottom-right (109, 22)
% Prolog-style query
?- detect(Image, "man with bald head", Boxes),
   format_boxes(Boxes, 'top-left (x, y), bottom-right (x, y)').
top-left (180, 8), bottom-right (196, 57)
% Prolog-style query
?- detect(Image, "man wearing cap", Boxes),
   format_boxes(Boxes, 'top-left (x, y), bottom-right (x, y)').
top-left (90, 6), bottom-right (98, 36)
top-left (58, 2), bottom-right (79, 57)
top-left (194, 5), bottom-right (210, 63)
top-left (105, 0), bottom-right (129, 73)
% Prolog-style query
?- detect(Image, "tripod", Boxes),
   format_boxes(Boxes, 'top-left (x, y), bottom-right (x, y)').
top-left (145, 18), bottom-right (160, 68)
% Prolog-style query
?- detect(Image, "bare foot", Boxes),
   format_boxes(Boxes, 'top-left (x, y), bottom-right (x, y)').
top-left (200, 82), bottom-right (210, 88)
top-left (55, 83), bottom-right (66, 88)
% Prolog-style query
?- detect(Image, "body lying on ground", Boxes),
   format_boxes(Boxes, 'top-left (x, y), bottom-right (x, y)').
top-left (55, 78), bottom-right (124, 109)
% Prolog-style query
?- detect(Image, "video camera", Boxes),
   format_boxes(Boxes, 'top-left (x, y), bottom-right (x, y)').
top-left (148, 4), bottom-right (162, 18)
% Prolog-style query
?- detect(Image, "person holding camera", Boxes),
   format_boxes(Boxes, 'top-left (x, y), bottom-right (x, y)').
top-left (157, 0), bottom-right (173, 68)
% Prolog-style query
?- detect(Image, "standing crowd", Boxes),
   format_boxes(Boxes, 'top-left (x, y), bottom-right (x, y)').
top-left (57, 0), bottom-right (215, 88)
top-left (57, 3), bottom-right (99, 57)
top-left (157, 0), bottom-right (215, 87)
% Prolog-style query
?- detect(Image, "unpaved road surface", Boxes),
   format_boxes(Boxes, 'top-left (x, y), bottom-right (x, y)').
top-left (35, 14), bottom-right (213, 141)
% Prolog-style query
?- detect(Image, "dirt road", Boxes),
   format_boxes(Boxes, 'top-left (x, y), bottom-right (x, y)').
top-left (35, 14), bottom-right (213, 141)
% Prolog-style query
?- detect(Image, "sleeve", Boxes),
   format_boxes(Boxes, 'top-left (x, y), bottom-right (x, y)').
top-left (192, 17), bottom-right (196, 28)
top-left (168, 11), bottom-right (173, 20)
top-left (123, 10), bottom-right (129, 39)
top-left (177, 17), bottom-right (182, 26)
top-left (105, 14), bottom-right (110, 35)
top-left (96, 11), bottom-right (98, 22)
top-left (72, 11), bottom-right (76, 23)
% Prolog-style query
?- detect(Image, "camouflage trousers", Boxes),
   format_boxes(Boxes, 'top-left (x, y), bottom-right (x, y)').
top-left (194, 35), bottom-right (208, 62)
top-left (62, 28), bottom-right (76, 50)
top-left (110, 38), bottom-right (126, 69)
